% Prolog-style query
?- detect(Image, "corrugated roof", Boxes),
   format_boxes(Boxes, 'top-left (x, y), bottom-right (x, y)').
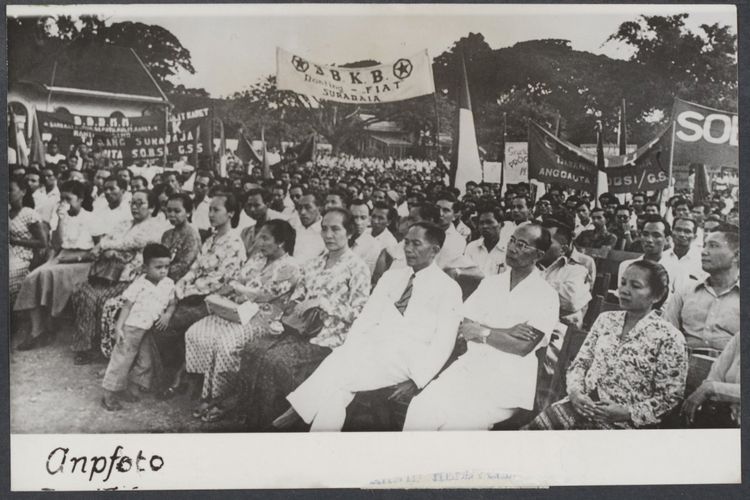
top-left (12, 41), bottom-right (167, 102)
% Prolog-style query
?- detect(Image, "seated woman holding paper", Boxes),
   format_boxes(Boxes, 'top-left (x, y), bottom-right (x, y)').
top-left (235, 208), bottom-right (371, 431)
top-left (525, 260), bottom-right (688, 430)
top-left (185, 219), bottom-right (301, 422)
top-left (15, 180), bottom-right (96, 350)
top-left (681, 334), bottom-right (740, 428)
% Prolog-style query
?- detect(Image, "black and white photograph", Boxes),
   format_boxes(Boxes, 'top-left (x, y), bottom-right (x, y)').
top-left (5, 2), bottom-right (742, 491)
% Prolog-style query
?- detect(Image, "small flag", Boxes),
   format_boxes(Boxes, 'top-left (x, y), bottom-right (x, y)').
top-left (450, 53), bottom-right (483, 194)
top-left (236, 129), bottom-right (263, 167)
top-left (595, 120), bottom-right (608, 202)
top-left (692, 163), bottom-right (711, 205)
top-left (261, 125), bottom-right (272, 179)
top-left (618, 98), bottom-right (627, 155)
top-left (29, 107), bottom-right (46, 165)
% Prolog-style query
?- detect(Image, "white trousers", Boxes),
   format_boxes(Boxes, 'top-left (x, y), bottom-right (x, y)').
top-left (403, 354), bottom-right (518, 431)
top-left (287, 338), bottom-right (413, 432)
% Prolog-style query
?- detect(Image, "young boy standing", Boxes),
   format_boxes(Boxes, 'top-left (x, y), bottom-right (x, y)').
top-left (102, 243), bottom-right (176, 411)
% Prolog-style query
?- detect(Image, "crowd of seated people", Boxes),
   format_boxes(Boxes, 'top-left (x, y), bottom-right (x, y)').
top-left (8, 141), bottom-right (741, 430)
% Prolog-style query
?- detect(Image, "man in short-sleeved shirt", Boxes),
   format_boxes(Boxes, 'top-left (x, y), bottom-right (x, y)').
top-left (663, 226), bottom-right (739, 351)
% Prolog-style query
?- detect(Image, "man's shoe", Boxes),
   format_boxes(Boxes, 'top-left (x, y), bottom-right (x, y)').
top-left (16, 336), bottom-right (39, 351)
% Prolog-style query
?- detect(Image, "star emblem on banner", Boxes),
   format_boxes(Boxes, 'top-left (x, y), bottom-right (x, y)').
top-left (393, 58), bottom-right (412, 79)
top-left (292, 56), bottom-right (309, 72)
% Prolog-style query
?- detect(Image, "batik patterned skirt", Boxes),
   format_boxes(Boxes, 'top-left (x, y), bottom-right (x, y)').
top-left (185, 308), bottom-right (277, 401)
top-left (70, 280), bottom-right (130, 353)
top-left (236, 333), bottom-right (332, 431)
top-left (524, 397), bottom-right (629, 430)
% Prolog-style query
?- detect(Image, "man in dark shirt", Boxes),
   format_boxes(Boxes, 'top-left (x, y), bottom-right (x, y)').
top-left (574, 207), bottom-right (617, 249)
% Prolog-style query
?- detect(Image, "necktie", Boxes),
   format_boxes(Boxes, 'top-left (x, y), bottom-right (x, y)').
top-left (393, 273), bottom-right (415, 315)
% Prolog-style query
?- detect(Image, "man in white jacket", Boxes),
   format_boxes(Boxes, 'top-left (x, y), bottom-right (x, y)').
top-left (274, 222), bottom-right (463, 431)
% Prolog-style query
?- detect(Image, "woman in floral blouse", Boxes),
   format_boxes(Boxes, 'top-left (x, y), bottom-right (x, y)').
top-left (155, 192), bottom-right (246, 398)
top-left (9, 177), bottom-right (48, 306)
top-left (70, 190), bottom-right (164, 365)
top-left (186, 219), bottom-right (301, 422)
top-left (526, 260), bottom-right (688, 430)
top-left (235, 208), bottom-right (371, 430)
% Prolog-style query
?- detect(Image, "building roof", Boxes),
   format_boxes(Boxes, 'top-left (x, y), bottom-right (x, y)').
top-left (369, 133), bottom-right (413, 147)
top-left (12, 41), bottom-right (168, 104)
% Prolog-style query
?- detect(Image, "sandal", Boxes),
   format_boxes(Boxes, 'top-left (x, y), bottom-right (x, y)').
top-left (101, 396), bottom-right (122, 411)
top-left (157, 382), bottom-right (188, 401)
top-left (192, 401), bottom-right (212, 419)
top-left (74, 352), bottom-right (92, 365)
top-left (201, 405), bottom-right (229, 423)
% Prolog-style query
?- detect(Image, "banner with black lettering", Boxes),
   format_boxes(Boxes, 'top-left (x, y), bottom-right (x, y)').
top-left (167, 107), bottom-right (212, 158)
top-left (603, 124), bottom-right (672, 194)
top-left (276, 47), bottom-right (435, 103)
top-left (37, 111), bottom-right (165, 162)
top-left (527, 121), bottom-right (598, 194)
top-left (672, 98), bottom-right (738, 168)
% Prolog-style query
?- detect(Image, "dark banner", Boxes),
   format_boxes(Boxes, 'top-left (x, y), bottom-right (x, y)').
top-left (167, 107), bottom-right (212, 158)
top-left (672, 98), bottom-right (738, 169)
top-left (604, 124), bottom-right (672, 194)
top-left (527, 121), bottom-right (598, 193)
top-left (37, 111), bottom-right (165, 162)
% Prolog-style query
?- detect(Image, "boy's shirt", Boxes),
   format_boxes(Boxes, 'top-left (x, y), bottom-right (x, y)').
top-left (120, 275), bottom-right (176, 330)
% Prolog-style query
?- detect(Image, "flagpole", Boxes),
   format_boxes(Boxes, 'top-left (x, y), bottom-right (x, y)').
top-left (433, 92), bottom-right (441, 162)
top-left (163, 105), bottom-right (169, 168)
top-left (499, 112), bottom-right (506, 194)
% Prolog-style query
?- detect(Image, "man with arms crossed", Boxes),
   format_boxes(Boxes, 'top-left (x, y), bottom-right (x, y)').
top-left (403, 223), bottom-right (559, 430)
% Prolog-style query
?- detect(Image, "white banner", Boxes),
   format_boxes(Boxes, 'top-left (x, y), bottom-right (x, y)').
top-left (276, 47), bottom-right (435, 103)
top-left (483, 161), bottom-right (502, 183)
top-left (501, 141), bottom-right (529, 194)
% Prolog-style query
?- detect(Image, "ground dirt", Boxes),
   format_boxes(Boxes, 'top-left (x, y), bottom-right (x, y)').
top-left (10, 315), bottom-right (242, 433)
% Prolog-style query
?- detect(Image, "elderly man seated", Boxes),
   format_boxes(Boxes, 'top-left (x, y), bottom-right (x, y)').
top-left (402, 223), bottom-right (559, 430)
top-left (272, 222), bottom-right (463, 432)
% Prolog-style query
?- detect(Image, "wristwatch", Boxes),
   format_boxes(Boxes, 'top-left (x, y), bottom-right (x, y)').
top-left (480, 327), bottom-right (491, 343)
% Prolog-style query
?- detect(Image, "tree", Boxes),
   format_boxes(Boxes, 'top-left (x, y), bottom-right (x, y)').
top-left (606, 14), bottom-right (737, 112)
top-left (7, 15), bottom-right (195, 91)
top-left (224, 70), bottom-right (449, 155)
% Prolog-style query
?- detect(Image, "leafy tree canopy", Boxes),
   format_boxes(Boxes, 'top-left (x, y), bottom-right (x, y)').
top-left (8, 15), bottom-right (195, 92)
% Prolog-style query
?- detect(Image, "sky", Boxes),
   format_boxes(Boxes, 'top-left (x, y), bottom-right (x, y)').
top-left (10, 3), bottom-right (738, 98)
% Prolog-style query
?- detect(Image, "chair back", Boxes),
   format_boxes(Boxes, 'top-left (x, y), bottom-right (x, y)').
top-left (542, 325), bottom-right (589, 410)
top-left (592, 273), bottom-right (610, 298)
top-left (582, 295), bottom-right (603, 331)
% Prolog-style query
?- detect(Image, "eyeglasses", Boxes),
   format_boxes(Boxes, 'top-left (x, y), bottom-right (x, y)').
top-left (509, 236), bottom-right (535, 252)
top-left (130, 200), bottom-right (148, 207)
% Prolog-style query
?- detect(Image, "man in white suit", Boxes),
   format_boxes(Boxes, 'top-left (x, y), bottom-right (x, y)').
top-left (273, 222), bottom-right (464, 431)
top-left (403, 222), bottom-right (560, 431)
